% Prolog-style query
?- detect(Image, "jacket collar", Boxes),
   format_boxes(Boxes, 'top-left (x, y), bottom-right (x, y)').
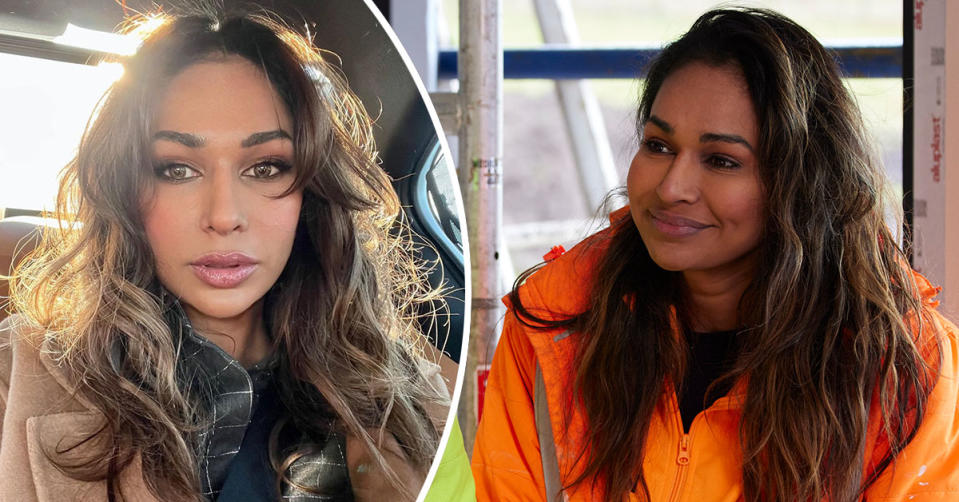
top-left (34, 298), bottom-right (270, 500)
top-left (164, 297), bottom-right (266, 499)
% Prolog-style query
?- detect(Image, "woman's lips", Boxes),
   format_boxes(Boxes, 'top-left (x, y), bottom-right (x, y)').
top-left (190, 252), bottom-right (258, 288)
top-left (649, 209), bottom-right (712, 237)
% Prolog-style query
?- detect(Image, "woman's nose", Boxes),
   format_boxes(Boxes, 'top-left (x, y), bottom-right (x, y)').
top-left (655, 152), bottom-right (701, 205)
top-left (201, 174), bottom-right (247, 235)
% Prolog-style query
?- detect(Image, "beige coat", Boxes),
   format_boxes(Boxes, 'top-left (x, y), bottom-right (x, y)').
top-left (0, 316), bottom-right (454, 502)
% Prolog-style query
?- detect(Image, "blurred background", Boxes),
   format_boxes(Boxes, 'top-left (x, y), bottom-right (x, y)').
top-left (435, 0), bottom-right (902, 276)
top-left (0, 0), bottom-right (903, 276)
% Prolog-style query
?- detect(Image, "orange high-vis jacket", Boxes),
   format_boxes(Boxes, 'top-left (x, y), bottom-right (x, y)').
top-left (471, 216), bottom-right (959, 502)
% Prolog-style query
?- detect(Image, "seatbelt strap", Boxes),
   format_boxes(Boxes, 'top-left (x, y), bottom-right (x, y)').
top-left (535, 361), bottom-right (563, 502)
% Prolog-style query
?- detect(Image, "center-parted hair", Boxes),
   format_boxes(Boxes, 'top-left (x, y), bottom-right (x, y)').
top-left (12, 10), bottom-right (446, 501)
top-left (509, 7), bottom-right (939, 501)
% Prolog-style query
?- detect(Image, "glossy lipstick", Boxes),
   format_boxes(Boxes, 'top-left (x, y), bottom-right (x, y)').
top-left (649, 209), bottom-right (712, 238)
top-left (190, 252), bottom-right (257, 288)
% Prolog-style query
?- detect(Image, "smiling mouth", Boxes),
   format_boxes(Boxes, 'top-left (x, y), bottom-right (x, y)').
top-left (648, 210), bottom-right (712, 237)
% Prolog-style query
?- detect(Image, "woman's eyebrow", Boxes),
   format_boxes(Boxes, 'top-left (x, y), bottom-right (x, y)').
top-left (153, 130), bottom-right (204, 147)
top-left (241, 129), bottom-right (292, 147)
top-left (151, 130), bottom-right (292, 148)
top-left (647, 115), bottom-right (673, 133)
top-left (648, 115), bottom-right (753, 151)
top-left (700, 132), bottom-right (754, 152)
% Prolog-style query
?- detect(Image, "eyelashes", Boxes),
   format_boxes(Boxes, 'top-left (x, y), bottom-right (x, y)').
top-left (152, 158), bottom-right (294, 182)
top-left (153, 163), bottom-right (199, 182)
top-left (642, 138), bottom-right (671, 154)
top-left (241, 159), bottom-right (294, 179)
top-left (641, 138), bottom-right (743, 170)
top-left (706, 156), bottom-right (741, 170)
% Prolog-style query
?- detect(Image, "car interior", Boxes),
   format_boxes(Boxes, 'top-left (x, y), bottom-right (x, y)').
top-left (0, 0), bottom-right (465, 362)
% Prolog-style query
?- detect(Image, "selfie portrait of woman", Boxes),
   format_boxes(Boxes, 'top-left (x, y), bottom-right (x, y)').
top-left (472, 7), bottom-right (959, 502)
top-left (0, 6), bottom-right (461, 502)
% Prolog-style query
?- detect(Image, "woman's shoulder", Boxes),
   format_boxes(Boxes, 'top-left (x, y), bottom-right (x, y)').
top-left (0, 316), bottom-right (13, 399)
top-left (509, 210), bottom-right (624, 317)
top-left (0, 314), bottom-right (80, 404)
top-left (907, 270), bottom-right (959, 358)
top-left (0, 314), bottom-right (38, 380)
top-left (904, 270), bottom-right (959, 435)
top-left (345, 433), bottom-right (424, 502)
top-left (863, 275), bottom-right (959, 498)
top-left (1, 313), bottom-right (48, 354)
top-left (920, 284), bottom-right (959, 379)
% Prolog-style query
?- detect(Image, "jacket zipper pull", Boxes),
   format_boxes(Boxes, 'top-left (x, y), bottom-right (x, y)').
top-left (677, 436), bottom-right (691, 466)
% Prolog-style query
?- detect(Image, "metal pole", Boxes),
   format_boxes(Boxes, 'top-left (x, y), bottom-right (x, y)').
top-left (388, 0), bottom-right (438, 90)
top-left (457, 0), bottom-right (503, 453)
top-left (532, 0), bottom-right (619, 210)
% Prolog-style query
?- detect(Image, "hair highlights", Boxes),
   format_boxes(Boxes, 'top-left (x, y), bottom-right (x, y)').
top-left (12, 10), bottom-right (446, 501)
top-left (510, 7), bottom-right (938, 501)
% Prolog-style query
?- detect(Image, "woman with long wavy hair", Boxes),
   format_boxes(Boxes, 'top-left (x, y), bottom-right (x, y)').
top-left (0, 9), bottom-right (453, 502)
top-left (472, 7), bottom-right (959, 502)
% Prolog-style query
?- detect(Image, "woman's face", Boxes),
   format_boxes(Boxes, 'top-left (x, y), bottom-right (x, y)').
top-left (143, 56), bottom-right (302, 322)
top-left (627, 62), bottom-right (764, 277)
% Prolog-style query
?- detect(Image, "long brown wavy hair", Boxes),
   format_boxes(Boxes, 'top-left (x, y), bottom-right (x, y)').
top-left (509, 7), bottom-right (939, 501)
top-left (11, 8), bottom-right (446, 501)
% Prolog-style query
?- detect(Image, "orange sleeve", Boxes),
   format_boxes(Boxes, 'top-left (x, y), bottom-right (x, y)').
top-left (864, 309), bottom-right (959, 500)
top-left (470, 311), bottom-right (548, 502)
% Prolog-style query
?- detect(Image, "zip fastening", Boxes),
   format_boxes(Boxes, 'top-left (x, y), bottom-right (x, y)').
top-left (661, 380), bottom-right (742, 501)
top-left (677, 436), bottom-right (691, 465)
top-left (667, 389), bottom-right (694, 502)
top-left (667, 434), bottom-right (692, 502)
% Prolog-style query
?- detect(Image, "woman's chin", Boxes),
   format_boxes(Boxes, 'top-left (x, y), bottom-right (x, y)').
top-left (180, 294), bottom-right (262, 323)
top-left (646, 251), bottom-right (694, 273)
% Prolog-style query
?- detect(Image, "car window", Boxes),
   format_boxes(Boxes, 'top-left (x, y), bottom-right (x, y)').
top-left (0, 52), bottom-right (119, 214)
top-left (414, 139), bottom-right (463, 269)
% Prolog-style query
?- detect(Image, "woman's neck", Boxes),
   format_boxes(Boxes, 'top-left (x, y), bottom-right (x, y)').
top-left (681, 256), bottom-right (756, 332)
top-left (183, 300), bottom-right (272, 367)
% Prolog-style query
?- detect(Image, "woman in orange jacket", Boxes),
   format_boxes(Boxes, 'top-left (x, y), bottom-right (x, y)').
top-left (472, 7), bottom-right (959, 502)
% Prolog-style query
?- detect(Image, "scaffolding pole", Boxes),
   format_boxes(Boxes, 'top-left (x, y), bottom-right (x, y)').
top-left (532, 0), bottom-right (619, 210)
top-left (457, 0), bottom-right (503, 452)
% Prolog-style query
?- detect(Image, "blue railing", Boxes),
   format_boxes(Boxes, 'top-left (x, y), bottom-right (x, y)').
top-left (437, 45), bottom-right (902, 79)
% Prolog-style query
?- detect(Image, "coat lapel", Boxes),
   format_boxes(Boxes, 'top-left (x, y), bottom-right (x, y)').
top-left (25, 410), bottom-right (153, 502)
top-left (24, 341), bottom-right (159, 502)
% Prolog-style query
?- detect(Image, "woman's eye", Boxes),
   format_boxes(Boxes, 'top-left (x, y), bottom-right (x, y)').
top-left (707, 156), bottom-right (741, 170)
top-left (243, 160), bottom-right (292, 179)
top-left (643, 139), bottom-right (671, 154)
top-left (154, 163), bottom-right (200, 181)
